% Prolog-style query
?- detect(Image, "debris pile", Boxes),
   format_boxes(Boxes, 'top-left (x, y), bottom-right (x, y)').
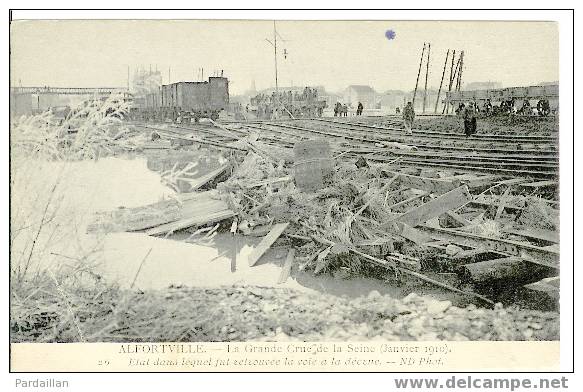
top-left (90, 121), bottom-right (560, 307)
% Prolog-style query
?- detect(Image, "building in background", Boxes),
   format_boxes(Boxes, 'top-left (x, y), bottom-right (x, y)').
top-left (343, 85), bottom-right (377, 109)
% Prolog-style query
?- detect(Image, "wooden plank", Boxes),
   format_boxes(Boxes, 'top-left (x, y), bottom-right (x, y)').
top-left (440, 174), bottom-right (499, 189)
top-left (146, 209), bottom-right (235, 236)
top-left (389, 191), bottom-right (430, 210)
top-left (248, 223), bottom-right (290, 266)
top-left (87, 199), bottom-right (182, 233)
top-left (187, 164), bottom-right (229, 191)
top-left (278, 249), bottom-right (295, 284)
top-left (504, 228), bottom-right (560, 244)
top-left (418, 225), bottom-right (559, 268)
top-left (387, 222), bottom-right (431, 245)
top-left (385, 185), bottom-right (472, 228)
top-left (443, 210), bottom-right (471, 227)
top-left (495, 186), bottom-right (512, 220)
top-left (392, 171), bottom-right (461, 194)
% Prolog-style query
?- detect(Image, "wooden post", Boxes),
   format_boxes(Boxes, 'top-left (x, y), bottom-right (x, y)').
top-left (435, 49), bottom-right (449, 113)
top-left (456, 51), bottom-right (465, 91)
top-left (422, 43), bottom-right (431, 113)
top-left (443, 50), bottom-right (456, 114)
top-left (412, 43), bottom-right (426, 107)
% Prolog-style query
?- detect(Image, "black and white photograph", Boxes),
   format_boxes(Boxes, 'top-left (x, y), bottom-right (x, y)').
top-left (7, 10), bottom-right (574, 374)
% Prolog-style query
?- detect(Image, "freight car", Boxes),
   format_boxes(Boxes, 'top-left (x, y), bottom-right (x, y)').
top-left (445, 84), bottom-right (558, 116)
top-left (132, 77), bottom-right (229, 122)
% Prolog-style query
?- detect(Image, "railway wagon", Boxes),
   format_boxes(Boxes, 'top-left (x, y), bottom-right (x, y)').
top-left (445, 84), bottom-right (559, 116)
top-left (138, 76), bottom-right (229, 122)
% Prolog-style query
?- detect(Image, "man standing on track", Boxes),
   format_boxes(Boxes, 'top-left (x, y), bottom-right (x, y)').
top-left (463, 102), bottom-right (477, 137)
top-left (403, 101), bottom-right (415, 135)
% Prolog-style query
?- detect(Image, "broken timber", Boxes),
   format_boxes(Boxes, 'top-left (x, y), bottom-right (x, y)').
top-left (186, 164), bottom-right (229, 191)
top-left (504, 228), bottom-right (559, 244)
top-left (386, 171), bottom-right (461, 194)
top-left (146, 191), bottom-right (235, 236)
top-left (310, 235), bottom-right (494, 305)
top-left (418, 226), bottom-right (559, 268)
top-left (248, 222), bottom-right (290, 266)
top-left (383, 185), bottom-right (472, 229)
top-left (278, 248), bottom-right (295, 284)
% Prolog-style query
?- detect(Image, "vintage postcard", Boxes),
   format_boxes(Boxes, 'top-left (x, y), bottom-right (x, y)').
top-left (8, 12), bottom-right (571, 373)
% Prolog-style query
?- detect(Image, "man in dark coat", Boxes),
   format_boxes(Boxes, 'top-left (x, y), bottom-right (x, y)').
top-left (403, 101), bottom-right (415, 135)
top-left (463, 102), bottom-right (477, 137)
top-left (357, 102), bottom-right (364, 116)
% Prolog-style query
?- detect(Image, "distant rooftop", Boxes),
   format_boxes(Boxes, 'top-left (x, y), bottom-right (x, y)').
top-left (346, 85), bottom-right (376, 94)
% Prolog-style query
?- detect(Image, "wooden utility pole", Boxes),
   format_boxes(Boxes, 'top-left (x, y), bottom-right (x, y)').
top-left (444, 50), bottom-right (456, 114)
top-left (422, 43), bottom-right (431, 113)
top-left (412, 43), bottom-right (426, 107)
top-left (435, 49), bottom-right (449, 113)
top-left (456, 51), bottom-right (465, 91)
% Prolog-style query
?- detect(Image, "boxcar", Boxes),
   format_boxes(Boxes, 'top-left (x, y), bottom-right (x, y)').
top-left (136, 76), bottom-right (229, 122)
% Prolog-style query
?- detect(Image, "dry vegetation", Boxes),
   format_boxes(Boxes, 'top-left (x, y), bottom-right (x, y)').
top-left (10, 96), bottom-right (137, 342)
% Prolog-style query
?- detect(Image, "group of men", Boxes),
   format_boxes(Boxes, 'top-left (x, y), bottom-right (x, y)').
top-left (402, 101), bottom-right (478, 137)
top-left (333, 101), bottom-right (365, 117)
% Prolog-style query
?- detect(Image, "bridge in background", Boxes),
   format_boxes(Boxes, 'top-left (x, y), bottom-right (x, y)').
top-left (11, 86), bottom-right (128, 95)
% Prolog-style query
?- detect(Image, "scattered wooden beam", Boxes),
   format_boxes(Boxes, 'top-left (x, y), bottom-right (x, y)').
top-left (441, 174), bottom-right (499, 189)
top-left (88, 199), bottom-right (182, 233)
top-left (278, 249), bottom-right (295, 284)
top-left (384, 185), bottom-right (472, 228)
top-left (418, 225), bottom-right (559, 268)
top-left (186, 164), bottom-right (229, 191)
top-left (389, 191), bottom-right (430, 211)
top-left (390, 171), bottom-right (461, 194)
top-left (443, 210), bottom-right (471, 227)
top-left (145, 192), bottom-right (235, 236)
top-left (146, 209), bottom-right (235, 236)
top-left (248, 222), bottom-right (290, 266)
top-left (504, 228), bottom-right (560, 244)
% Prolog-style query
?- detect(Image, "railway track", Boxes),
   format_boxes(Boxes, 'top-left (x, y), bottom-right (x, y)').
top-left (133, 116), bottom-right (559, 179)
top-left (316, 117), bottom-right (558, 143)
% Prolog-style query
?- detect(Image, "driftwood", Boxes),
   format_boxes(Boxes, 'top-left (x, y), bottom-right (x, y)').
top-left (248, 222), bottom-right (290, 266)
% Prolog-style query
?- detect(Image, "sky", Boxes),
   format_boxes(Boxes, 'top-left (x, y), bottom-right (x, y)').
top-left (10, 20), bottom-right (559, 95)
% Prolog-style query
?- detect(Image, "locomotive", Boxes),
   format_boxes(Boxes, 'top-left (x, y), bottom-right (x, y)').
top-left (130, 76), bottom-right (229, 122)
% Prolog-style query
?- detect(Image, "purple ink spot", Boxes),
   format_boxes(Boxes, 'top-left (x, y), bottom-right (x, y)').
top-left (385, 29), bottom-right (396, 40)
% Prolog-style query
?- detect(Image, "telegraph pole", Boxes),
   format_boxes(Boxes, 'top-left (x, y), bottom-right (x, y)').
top-left (422, 43), bottom-right (431, 113)
top-left (412, 43), bottom-right (426, 108)
top-left (435, 49), bottom-right (449, 113)
top-left (265, 21), bottom-right (282, 118)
